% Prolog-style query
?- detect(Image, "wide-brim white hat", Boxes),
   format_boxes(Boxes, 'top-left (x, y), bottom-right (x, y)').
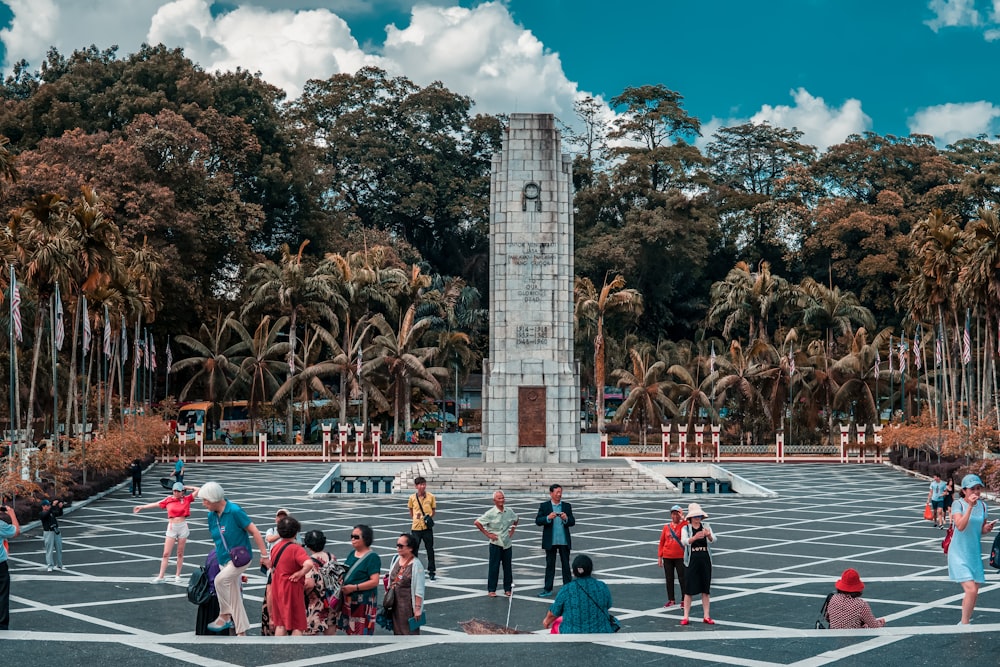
top-left (685, 502), bottom-right (708, 519)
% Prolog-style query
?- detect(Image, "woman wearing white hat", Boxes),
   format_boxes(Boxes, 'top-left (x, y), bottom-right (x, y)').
top-left (949, 474), bottom-right (996, 625)
top-left (680, 502), bottom-right (716, 625)
top-left (134, 482), bottom-right (200, 583)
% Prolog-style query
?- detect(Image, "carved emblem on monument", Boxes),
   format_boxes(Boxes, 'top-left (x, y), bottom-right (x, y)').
top-left (518, 386), bottom-right (546, 446)
top-left (522, 181), bottom-right (541, 211)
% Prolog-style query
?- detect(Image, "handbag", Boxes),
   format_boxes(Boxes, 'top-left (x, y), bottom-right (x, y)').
top-left (218, 524), bottom-right (253, 567)
top-left (382, 583), bottom-right (397, 613)
top-left (187, 566), bottom-right (212, 605)
top-left (942, 523), bottom-right (954, 553)
top-left (408, 612), bottom-right (426, 631)
top-left (417, 495), bottom-right (434, 529)
top-left (923, 503), bottom-right (933, 521)
top-left (815, 593), bottom-right (833, 629)
top-left (574, 580), bottom-right (620, 633)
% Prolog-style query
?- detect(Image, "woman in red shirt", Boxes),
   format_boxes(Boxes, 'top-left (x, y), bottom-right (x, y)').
top-left (134, 482), bottom-right (199, 583)
top-left (266, 515), bottom-right (314, 635)
top-left (657, 504), bottom-right (687, 608)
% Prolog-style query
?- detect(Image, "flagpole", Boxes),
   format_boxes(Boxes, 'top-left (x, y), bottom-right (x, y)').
top-left (8, 265), bottom-right (16, 457)
top-left (51, 291), bottom-right (59, 450)
top-left (165, 336), bottom-right (171, 400)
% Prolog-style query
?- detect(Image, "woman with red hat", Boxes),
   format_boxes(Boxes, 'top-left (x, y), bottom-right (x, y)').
top-left (827, 568), bottom-right (885, 629)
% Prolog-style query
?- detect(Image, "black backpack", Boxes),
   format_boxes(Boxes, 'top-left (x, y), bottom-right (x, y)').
top-left (990, 532), bottom-right (1000, 570)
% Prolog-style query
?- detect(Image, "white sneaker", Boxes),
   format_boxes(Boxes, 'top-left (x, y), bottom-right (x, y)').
top-left (56, 566), bottom-right (64, 570)
top-left (151, 576), bottom-right (165, 584)
top-left (47, 566), bottom-right (53, 572)
top-left (172, 575), bottom-right (183, 583)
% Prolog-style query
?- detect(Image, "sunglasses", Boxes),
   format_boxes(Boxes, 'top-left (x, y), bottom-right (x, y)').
top-left (395, 543), bottom-right (408, 548)
top-left (350, 534), bottom-right (361, 540)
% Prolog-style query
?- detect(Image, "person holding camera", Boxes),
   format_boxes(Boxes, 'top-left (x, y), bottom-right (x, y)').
top-left (40, 499), bottom-right (65, 572)
top-left (535, 483), bottom-right (575, 598)
top-left (1, 503), bottom-right (21, 630)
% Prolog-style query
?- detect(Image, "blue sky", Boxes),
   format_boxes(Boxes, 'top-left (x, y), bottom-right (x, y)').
top-left (1, 1), bottom-right (999, 150)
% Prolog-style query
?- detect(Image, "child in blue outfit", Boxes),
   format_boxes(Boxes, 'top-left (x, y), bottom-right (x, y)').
top-left (948, 474), bottom-right (997, 625)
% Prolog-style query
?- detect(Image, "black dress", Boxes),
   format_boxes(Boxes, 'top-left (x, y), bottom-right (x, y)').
top-left (685, 530), bottom-right (712, 596)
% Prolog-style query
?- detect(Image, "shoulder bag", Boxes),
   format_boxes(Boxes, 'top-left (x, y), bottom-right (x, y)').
top-left (416, 495), bottom-right (434, 529)
top-left (217, 520), bottom-right (252, 567)
top-left (574, 580), bottom-right (620, 632)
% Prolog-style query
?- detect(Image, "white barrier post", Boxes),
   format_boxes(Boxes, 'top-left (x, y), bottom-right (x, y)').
top-left (322, 424), bottom-right (332, 461)
top-left (258, 431), bottom-right (267, 462)
top-left (678, 424), bottom-right (688, 461)
top-left (776, 430), bottom-right (784, 463)
top-left (840, 424), bottom-right (850, 462)
top-left (661, 423), bottom-right (670, 461)
top-left (372, 424), bottom-right (381, 461)
top-left (711, 425), bottom-right (721, 461)
top-left (338, 424), bottom-right (349, 460)
top-left (354, 424), bottom-right (364, 461)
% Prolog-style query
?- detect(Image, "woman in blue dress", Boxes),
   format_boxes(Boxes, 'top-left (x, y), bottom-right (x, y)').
top-left (948, 474), bottom-right (997, 625)
top-left (541, 554), bottom-right (615, 633)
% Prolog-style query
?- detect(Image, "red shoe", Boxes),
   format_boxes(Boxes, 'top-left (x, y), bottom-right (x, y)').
top-left (664, 601), bottom-right (676, 608)
top-left (680, 618), bottom-right (689, 626)
top-left (703, 618), bottom-right (715, 625)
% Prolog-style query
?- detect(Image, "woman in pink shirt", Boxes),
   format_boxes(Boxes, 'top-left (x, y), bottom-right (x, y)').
top-left (134, 482), bottom-right (200, 583)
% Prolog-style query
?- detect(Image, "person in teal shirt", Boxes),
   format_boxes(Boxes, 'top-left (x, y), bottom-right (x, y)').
top-left (542, 554), bottom-right (615, 633)
top-left (0, 505), bottom-right (22, 630)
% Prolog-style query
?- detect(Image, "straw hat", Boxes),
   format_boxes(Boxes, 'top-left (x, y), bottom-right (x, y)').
top-left (685, 502), bottom-right (708, 519)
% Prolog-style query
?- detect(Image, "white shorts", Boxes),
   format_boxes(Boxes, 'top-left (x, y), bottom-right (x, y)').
top-left (166, 521), bottom-right (191, 539)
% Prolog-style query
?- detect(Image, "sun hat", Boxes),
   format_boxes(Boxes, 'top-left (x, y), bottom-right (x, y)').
top-left (961, 474), bottom-right (985, 489)
top-left (670, 504), bottom-right (683, 512)
top-left (172, 482), bottom-right (185, 492)
top-left (275, 508), bottom-right (290, 518)
top-left (685, 502), bottom-right (708, 519)
top-left (835, 568), bottom-right (865, 593)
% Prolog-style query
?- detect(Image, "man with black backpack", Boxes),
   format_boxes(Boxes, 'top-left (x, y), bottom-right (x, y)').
top-left (408, 477), bottom-right (437, 580)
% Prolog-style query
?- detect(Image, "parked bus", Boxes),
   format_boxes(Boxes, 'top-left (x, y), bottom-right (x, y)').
top-left (176, 401), bottom-right (255, 441)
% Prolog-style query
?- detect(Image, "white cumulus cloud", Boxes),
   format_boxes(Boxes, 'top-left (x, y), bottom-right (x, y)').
top-left (925, 0), bottom-right (982, 31)
top-left (382, 2), bottom-right (582, 118)
top-left (699, 88), bottom-right (870, 152)
top-left (908, 101), bottom-right (1000, 144)
top-left (148, 0), bottom-right (384, 98)
top-left (0, 0), bottom-right (163, 68)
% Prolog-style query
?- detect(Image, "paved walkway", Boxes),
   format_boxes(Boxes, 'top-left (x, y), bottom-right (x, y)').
top-left (1, 461), bottom-right (998, 666)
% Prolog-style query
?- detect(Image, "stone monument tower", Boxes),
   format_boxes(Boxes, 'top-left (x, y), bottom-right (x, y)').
top-left (482, 113), bottom-right (580, 463)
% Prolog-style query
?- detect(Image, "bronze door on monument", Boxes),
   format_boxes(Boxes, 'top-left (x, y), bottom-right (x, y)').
top-left (518, 386), bottom-right (546, 447)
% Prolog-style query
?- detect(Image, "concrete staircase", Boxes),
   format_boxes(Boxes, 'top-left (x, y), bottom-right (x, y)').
top-left (393, 458), bottom-right (677, 495)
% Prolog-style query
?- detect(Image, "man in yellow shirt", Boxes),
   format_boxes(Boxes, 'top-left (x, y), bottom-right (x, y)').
top-left (408, 476), bottom-right (437, 580)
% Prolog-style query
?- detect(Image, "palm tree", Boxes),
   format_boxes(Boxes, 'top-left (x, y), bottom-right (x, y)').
top-left (800, 278), bottom-right (875, 356)
top-left (609, 348), bottom-right (674, 449)
top-left (244, 240), bottom-right (343, 440)
top-left (367, 306), bottom-right (444, 442)
top-left (7, 193), bottom-right (76, 445)
top-left (227, 315), bottom-right (290, 442)
top-left (324, 246), bottom-right (407, 424)
top-left (172, 312), bottom-right (246, 432)
top-left (574, 273), bottom-right (643, 434)
top-left (707, 260), bottom-right (792, 342)
top-left (712, 340), bottom-right (775, 445)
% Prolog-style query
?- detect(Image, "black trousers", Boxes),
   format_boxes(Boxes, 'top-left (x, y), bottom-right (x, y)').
top-left (0, 560), bottom-right (10, 630)
top-left (413, 528), bottom-right (435, 574)
top-left (487, 544), bottom-right (512, 593)
top-left (662, 557), bottom-right (686, 602)
top-left (543, 545), bottom-right (572, 591)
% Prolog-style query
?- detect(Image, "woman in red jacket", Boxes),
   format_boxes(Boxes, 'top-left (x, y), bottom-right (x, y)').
top-left (657, 504), bottom-right (687, 608)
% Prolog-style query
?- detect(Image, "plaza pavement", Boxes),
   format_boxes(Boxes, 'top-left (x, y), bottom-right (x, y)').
top-left (1, 460), bottom-right (999, 666)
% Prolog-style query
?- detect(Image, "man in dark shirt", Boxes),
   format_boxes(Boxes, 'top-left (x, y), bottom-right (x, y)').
top-left (129, 459), bottom-right (143, 497)
top-left (40, 499), bottom-right (65, 572)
